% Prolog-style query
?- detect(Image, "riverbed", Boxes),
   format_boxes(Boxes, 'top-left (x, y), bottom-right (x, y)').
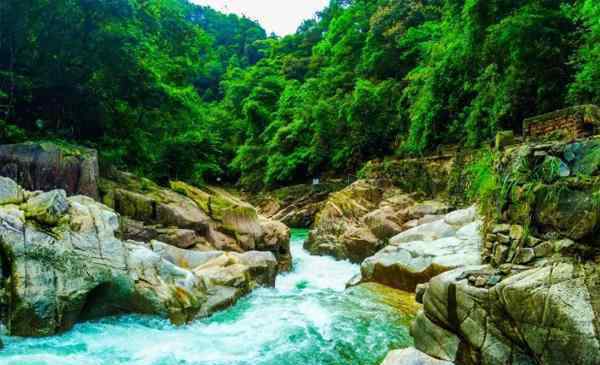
top-left (0, 229), bottom-right (414, 365)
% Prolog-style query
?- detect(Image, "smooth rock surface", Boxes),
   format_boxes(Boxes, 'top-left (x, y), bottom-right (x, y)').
top-left (413, 262), bottom-right (600, 365)
top-left (360, 207), bottom-right (482, 292)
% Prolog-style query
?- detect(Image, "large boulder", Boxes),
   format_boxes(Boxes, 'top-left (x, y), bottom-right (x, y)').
top-left (0, 142), bottom-right (99, 199)
top-left (171, 181), bottom-right (291, 271)
top-left (412, 262), bottom-right (600, 365)
top-left (305, 180), bottom-right (426, 262)
top-left (360, 207), bottom-right (482, 292)
top-left (0, 179), bottom-right (278, 337)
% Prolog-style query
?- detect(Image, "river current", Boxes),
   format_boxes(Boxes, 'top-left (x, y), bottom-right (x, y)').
top-left (0, 229), bottom-right (413, 365)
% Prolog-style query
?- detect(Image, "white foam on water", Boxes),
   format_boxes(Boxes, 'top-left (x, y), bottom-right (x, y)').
top-left (0, 230), bottom-right (411, 365)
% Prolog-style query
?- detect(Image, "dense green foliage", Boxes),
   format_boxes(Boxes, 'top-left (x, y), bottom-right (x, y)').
top-left (1, 0), bottom-right (598, 189)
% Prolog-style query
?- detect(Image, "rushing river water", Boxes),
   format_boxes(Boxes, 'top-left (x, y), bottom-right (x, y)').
top-left (0, 229), bottom-right (413, 365)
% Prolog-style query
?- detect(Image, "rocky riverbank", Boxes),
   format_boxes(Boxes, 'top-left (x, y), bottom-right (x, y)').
top-left (0, 142), bottom-right (292, 340)
top-left (369, 136), bottom-right (600, 365)
top-left (409, 137), bottom-right (600, 365)
top-left (0, 177), bottom-right (279, 337)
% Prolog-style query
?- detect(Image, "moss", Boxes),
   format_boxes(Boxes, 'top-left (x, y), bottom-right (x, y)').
top-left (170, 180), bottom-right (253, 222)
top-left (574, 143), bottom-right (600, 176)
top-left (36, 140), bottom-right (95, 159)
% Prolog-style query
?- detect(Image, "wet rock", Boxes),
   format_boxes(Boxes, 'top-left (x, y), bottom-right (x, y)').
top-left (390, 220), bottom-right (456, 245)
top-left (304, 180), bottom-right (386, 262)
top-left (535, 187), bottom-right (599, 240)
top-left (100, 173), bottom-right (291, 271)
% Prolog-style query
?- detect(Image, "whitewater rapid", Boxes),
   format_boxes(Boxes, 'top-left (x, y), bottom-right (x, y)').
top-left (0, 229), bottom-right (412, 365)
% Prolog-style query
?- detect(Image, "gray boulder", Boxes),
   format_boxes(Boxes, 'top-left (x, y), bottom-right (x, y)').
top-left (413, 262), bottom-right (600, 365)
top-left (0, 142), bottom-right (99, 199)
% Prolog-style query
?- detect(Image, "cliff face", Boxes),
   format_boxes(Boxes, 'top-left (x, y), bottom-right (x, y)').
top-left (0, 142), bottom-right (99, 199)
top-left (411, 137), bottom-right (600, 365)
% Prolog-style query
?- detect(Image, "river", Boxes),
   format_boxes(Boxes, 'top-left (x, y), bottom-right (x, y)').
top-left (0, 229), bottom-right (414, 365)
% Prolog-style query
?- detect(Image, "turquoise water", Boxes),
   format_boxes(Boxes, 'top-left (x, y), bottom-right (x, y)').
top-left (0, 229), bottom-right (412, 365)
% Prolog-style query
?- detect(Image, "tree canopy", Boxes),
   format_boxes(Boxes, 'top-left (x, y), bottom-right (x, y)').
top-left (1, 0), bottom-right (598, 189)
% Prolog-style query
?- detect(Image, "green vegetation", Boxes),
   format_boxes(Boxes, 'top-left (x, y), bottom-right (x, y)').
top-left (1, 0), bottom-right (599, 190)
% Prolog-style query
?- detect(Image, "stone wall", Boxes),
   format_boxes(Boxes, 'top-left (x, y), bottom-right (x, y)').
top-left (523, 104), bottom-right (600, 140)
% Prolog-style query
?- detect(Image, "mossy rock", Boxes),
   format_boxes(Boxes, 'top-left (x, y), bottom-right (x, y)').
top-left (534, 184), bottom-right (599, 240)
top-left (170, 181), bottom-right (256, 222)
top-left (573, 142), bottom-right (600, 176)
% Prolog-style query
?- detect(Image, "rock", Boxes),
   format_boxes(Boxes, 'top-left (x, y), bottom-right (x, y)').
top-left (444, 206), bottom-right (477, 226)
top-left (304, 180), bottom-right (386, 262)
top-left (416, 283), bottom-right (429, 303)
top-left (509, 225), bottom-right (524, 241)
top-left (101, 173), bottom-right (211, 231)
top-left (0, 142), bottom-right (99, 199)
top-left (495, 130), bottom-right (515, 150)
top-left (256, 217), bottom-right (292, 271)
top-left (408, 201), bottom-right (450, 218)
top-left (390, 220), bottom-right (456, 245)
top-left (363, 206), bottom-right (403, 240)
top-left (360, 207), bottom-right (482, 292)
top-left (456, 220), bottom-right (482, 240)
top-left (101, 173), bottom-right (291, 270)
top-left (413, 262), bottom-right (600, 365)
top-left (23, 189), bottom-right (69, 225)
top-left (492, 224), bottom-right (510, 234)
top-left (412, 312), bottom-right (461, 362)
top-left (249, 181), bottom-right (344, 229)
top-left (492, 244), bottom-right (508, 266)
top-left (339, 226), bottom-right (383, 263)
top-left (535, 187), bottom-right (599, 240)
top-left (381, 347), bottom-right (453, 365)
top-left (0, 181), bottom-right (279, 337)
top-left (0, 176), bottom-right (24, 205)
top-left (533, 241), bottom-right (554, 257)
top-left (514, 247), bottom-right (535, 264)
top-left (361, 235), bottom-right (481, 292)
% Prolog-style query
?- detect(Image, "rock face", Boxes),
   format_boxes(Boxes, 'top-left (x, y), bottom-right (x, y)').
top-left (412, 262), bottom-right (600, 365)
top-left (409, 137), bottom-right (600, 365)
top-left (99, 172), bottom-right (291, 271)
top-left (0, 178), bottom-right (277, 337)
top-left (305, 179), bottom-right (454, 263)
top-left (360, 206), bottom-right (482, 292)
top-left (0, 142), bottom-right (99, 199)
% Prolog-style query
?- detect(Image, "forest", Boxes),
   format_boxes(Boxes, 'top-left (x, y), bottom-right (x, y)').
top-left (0, 0), bottom-right (598, 190)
